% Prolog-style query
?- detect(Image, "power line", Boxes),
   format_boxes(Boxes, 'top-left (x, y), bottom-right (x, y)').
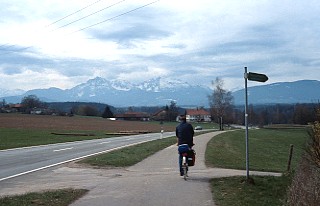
top-left (73, 0), bottom-right (160, 33)
top-left (3, 0), bottom-right (111, 54)
top-left (46, 0), bottom-right (107, 27)
top-left (52, 0), bottom-right (126, 31)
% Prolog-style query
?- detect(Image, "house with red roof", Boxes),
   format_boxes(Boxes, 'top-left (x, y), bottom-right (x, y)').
top-left (115, 112), bottom-right (150, 121)
top-left (186, 108), bottom-right (211, 122)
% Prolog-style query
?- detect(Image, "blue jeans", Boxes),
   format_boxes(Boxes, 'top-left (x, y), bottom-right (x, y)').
top-left (178, 144), bottom-right (190, 175)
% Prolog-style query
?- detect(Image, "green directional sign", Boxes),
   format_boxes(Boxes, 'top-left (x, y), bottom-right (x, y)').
top-left (247, 72), bottom-right (268, 82)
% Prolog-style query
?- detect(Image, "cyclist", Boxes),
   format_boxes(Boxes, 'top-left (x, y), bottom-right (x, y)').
top-left (176, 114), bottom-right (194, 176)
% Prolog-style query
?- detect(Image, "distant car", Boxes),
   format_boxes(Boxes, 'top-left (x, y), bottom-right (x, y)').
top-left (195, 126), bottom-right (202, 130)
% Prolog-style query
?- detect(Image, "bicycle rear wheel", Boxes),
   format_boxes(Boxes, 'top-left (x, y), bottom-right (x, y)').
top-left (182, 156), bottom-right (188, 180)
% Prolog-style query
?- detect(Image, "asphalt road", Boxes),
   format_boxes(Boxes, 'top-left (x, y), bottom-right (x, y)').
top-left (0, 132), bottom-right (175, 182)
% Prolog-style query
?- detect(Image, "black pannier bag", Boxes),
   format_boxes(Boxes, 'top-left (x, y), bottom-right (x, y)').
top-left (187, 149), bottom-right (196, 166)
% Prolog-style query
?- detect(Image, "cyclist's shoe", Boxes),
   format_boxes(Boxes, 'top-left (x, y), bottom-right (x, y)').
top-left (180, 172), bottom-right (184, 176)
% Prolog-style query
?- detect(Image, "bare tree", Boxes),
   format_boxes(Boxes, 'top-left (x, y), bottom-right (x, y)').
top-left (21, 95), bottom-right (46, 113)
top-left (165, 101), bottom-right (179, 121)
top-left (208, 77), bottom-right (234, 130)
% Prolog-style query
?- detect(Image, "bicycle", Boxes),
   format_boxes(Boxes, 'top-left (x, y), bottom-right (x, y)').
top-left (178, 144), bottom-right (195, 181)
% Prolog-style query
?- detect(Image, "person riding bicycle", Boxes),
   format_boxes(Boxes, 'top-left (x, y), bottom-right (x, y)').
top-left (176, 114), bottom-right (194, 176)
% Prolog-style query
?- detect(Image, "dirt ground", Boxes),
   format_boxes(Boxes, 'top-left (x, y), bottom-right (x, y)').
top-left (0, 113), bottom-right (176, 132)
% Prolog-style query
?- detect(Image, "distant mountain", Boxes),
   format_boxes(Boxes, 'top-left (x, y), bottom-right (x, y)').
top-left (2, 78), bottom-right (319, 106)
top-left (0, 88), bottom-right (25, 98)
top-left (1, 77), bottom-right (211, 107)
top-left (232, 80), bottom-right (320, 105)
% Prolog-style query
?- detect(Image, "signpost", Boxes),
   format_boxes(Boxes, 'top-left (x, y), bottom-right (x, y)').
top-left (247, 72), bottom-right (268, 82)
top-left (244, 67), bottom-right (268, 181)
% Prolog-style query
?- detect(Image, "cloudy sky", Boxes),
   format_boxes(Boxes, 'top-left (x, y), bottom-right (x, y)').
top-left (0, 0), bottom-right (319, 92)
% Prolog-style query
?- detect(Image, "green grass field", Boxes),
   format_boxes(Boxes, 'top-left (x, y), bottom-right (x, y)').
top-left (0, 128), bottom-right (112, 150)
top-left (210, 174), bottom-right (292, 206)
top-left (205, 128), bottom-right (309, 172)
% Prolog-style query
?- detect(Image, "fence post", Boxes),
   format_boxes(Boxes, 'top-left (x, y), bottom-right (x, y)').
top-left (287, 144), bottom-right (294, 172)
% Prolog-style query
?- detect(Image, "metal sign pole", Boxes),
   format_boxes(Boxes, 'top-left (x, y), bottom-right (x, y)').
top-left (244, 67), bottom-right (249, 180)
top-left (243, 67), bottom-right (268, 181)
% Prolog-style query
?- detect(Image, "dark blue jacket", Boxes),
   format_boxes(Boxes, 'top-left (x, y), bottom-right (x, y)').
top-left (176, 121), bottom-right (194, 147)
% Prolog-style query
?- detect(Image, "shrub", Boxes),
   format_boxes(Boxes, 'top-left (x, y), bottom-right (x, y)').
top-left (306, 121), bottom-right (320, 168)
top-left (287, 109), bottom-right (320, 205)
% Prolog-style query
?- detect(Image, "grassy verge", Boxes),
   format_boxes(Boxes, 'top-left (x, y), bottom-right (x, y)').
top-left (0, 188), bottom-right (88, 206)
top-left (0, 128), bottom-right (116, 150)
top-left (211, 174), bottom-right (292, 206)
top-left (205, 128), bottom-right (308, 172)
top-left (206, 128), bottom-right (308, 206)
top-left (79, 136), bottom-right (177, 167)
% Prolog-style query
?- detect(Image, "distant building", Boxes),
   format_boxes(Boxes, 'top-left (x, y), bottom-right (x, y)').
top-left (2, 104), bottom-right (24, 113)
top-left (186, 108), bottom-right (211, 122)
top-left (30, 108), bottom-right (44, 115)
top-left (115, 112), bottom-right (150, 121)
top-left (152, 109), bottom-right (167, 121)
top-left (30, 108), bottom-right (54, 115)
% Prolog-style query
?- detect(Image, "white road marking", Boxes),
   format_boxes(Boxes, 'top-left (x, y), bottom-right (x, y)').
top-left (53, 147), bottom-right (73, 152)
top-left (99, 141), bottom-right (110, 144)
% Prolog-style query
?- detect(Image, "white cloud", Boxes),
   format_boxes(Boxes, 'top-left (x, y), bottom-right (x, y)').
top-left (0, 68), bottom-right (74, 90)
top-left (117, 67), bottom-right (170, 82)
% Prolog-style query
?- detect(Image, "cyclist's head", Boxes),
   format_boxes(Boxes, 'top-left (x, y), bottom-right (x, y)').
top-left (179, 114), bottom-right (186, 121)
top-left (178, 110), bottom-right (187, 121)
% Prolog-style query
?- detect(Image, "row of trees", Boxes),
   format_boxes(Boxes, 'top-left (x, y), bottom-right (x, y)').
top-left (8, 95), bottom-right (112, 117)
top-left (14, 95), bottom-right (179, 121)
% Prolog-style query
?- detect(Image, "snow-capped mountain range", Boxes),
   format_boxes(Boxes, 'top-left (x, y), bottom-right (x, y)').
top-left (1, 77), bottom-right (211, 106)
top-left (1, 78), bottom-right (320, 106)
